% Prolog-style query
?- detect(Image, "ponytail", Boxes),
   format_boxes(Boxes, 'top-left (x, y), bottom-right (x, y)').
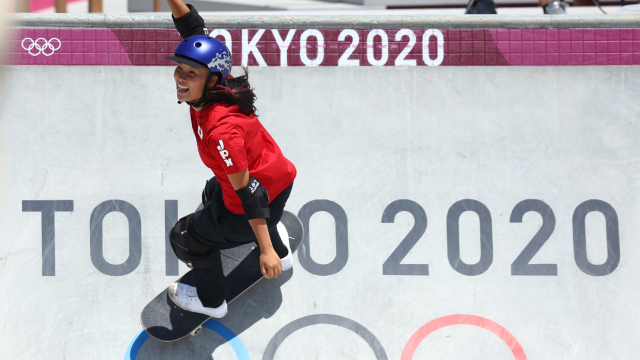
top-left (201, 67), bottom-right (257, 116)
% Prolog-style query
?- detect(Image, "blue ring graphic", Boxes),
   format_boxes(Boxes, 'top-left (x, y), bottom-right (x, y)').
top-left (203, 320), bottom-right (250, 360)
top-left (124, 319), bottom-right (250, 360)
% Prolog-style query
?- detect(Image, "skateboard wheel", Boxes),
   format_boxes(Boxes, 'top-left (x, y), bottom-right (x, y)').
top-left (191, 326), bottom-right (202, 336)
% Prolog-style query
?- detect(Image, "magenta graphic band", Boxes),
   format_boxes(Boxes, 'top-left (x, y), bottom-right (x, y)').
top-left (8, 28), bottom-right (640, 67)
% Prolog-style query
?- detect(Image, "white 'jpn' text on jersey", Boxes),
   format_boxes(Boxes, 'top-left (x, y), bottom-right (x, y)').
top-left (217, 139), bottom-right (233, 167)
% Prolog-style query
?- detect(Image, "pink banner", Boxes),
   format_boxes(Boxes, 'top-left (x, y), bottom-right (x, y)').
top-left (8, 28), bottom-right (640, 66)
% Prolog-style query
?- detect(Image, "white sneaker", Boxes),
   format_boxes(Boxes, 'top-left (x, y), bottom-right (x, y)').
top-left (168, 283), bottom-right (228, 318)
top-left (277, 222), bottom-right (294, 271)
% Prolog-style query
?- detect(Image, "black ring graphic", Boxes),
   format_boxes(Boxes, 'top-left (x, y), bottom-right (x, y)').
top-left (263, 314), bottom-right (388, 360)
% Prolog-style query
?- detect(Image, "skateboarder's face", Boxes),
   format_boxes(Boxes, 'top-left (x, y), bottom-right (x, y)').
top-left (173, 63), bottom-right (216, 103)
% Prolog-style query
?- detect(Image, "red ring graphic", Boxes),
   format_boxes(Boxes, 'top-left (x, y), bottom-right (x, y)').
top-left (400, 314), bottom-right (527, 360)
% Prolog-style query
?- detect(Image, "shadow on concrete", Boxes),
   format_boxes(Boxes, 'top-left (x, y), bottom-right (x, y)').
top-left (136, 269), bottom-right (294, 359)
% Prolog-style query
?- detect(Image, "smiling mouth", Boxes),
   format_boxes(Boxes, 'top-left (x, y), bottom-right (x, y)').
top-left (176, 84), bottom-right (189, 94)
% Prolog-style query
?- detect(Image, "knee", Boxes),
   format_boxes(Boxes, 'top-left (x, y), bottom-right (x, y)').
top-left (170, 214), bottom-right (216, 269)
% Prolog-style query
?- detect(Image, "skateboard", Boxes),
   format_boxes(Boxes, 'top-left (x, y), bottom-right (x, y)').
top-left (140, 210), bottom-right (304, 342)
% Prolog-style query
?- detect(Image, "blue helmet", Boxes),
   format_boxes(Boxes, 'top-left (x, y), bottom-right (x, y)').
top-left (165, 35), bottom-right (232, 86)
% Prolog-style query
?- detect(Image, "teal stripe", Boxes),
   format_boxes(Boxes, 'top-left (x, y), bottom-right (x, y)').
top-left (124, 320), bottom-right (249, 360)
top-left (124, 330), bottom-right (150, 360)
top-left (203, 319), bottom-right (251, 360)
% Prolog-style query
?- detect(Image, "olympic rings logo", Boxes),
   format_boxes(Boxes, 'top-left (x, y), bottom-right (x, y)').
top-left (125, 314), bottom-right (528, 360)
top-left (21, 38), bottom-right (62, 57)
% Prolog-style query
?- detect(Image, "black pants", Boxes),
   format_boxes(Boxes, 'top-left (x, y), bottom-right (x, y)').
top-left (188, 178), bottom-right (292, 307)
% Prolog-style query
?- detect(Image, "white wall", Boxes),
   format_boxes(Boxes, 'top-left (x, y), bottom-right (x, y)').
top-left (1, 65), bottom-right (639, 359)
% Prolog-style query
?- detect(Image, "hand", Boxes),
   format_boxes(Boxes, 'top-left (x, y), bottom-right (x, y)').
top-left (260, 248), bottom-right (282, 279)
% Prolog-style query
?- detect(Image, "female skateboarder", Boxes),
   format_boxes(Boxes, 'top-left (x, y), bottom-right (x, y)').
top-left (163, 0), bottom-right (297, 318)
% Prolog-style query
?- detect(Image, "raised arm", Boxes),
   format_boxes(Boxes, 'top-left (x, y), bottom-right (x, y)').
top-left (166, 0), bottom-right (190, 18)
top-left (166, 0), bottom-right (207, 39)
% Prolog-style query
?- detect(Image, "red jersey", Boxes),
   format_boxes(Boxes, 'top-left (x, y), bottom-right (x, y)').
top-left (190, 103), bottom-right (297, 214)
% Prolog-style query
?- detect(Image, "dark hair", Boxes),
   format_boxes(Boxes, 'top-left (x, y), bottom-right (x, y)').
top-left (201, 67), bottom-right (257, 116)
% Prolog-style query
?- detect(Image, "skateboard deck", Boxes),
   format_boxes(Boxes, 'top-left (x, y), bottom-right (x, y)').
top-left (140, 210), bottom-right (304, 342)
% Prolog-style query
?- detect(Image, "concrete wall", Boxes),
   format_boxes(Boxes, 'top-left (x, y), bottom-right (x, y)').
top-left (3, 13), bottom-right (640, 360)
top-left (2, 64), bottom-right (640, 359)
top-left (10, 12), bottom-right (640, 29)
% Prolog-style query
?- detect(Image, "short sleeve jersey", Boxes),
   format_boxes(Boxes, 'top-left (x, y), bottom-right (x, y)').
top-left (190, 103), bottom-right (297, 214)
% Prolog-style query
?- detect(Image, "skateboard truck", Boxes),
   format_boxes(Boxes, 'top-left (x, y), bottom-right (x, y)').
top-left (190, 326), bottom-right (203, 336)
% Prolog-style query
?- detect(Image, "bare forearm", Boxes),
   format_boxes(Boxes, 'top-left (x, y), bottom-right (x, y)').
top-left (166, 0), bottom-right (190, 18)
top-left (229, 170), bottom-right (273, 250)
top-left (249, 218), bottom-right (273, 253)
top-left (228, 169), bottom-right (280, 278)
